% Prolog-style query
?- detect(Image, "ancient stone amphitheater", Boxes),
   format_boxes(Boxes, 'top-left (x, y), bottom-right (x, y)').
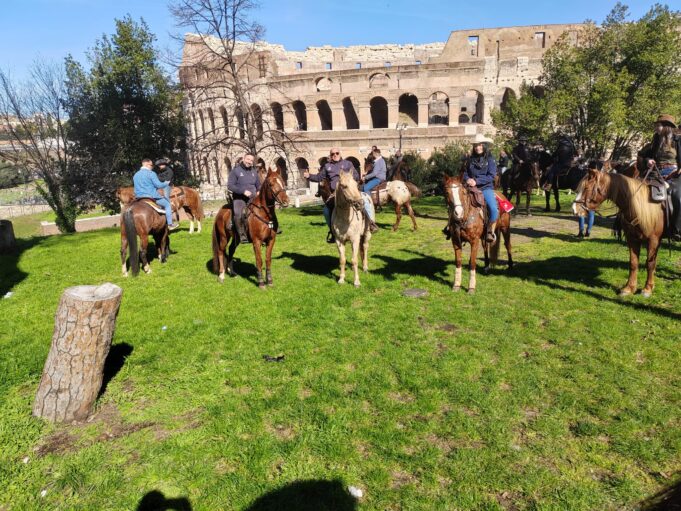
top-left (180, 24), bottom-right (582, 195)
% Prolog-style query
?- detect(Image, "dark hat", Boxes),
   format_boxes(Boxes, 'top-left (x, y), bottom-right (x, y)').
top-left (155, 157), bottom-right (171, 166)
top-left (656, 114), bottom-right (677, 128)
top-left (518, 135), bottom-right (528, 142)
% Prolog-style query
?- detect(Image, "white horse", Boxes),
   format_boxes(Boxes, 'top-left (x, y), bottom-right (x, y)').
top-left (332, 171), bottom-right (372, 287)
top-left (369, 180), bottom-right (418, 231)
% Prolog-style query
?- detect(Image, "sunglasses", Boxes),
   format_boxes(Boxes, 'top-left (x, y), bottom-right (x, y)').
top-left (330, 152), bottom-right (340, 156)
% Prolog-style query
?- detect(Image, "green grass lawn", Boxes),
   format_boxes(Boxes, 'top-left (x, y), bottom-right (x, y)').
top-left (1, 195), bottom-right (680, 510)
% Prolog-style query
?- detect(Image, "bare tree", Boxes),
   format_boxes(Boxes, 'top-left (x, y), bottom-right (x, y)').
top-left (169, 0), bottom-right (302, 183)
top-left (0, 62), bottom-right (80, 232)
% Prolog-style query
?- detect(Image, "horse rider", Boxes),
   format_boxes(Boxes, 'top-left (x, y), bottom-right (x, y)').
top-left (155, 157), bottom-right (173, 212)
top-left (362, 147), bottom-right (387, 193)
top-left (133, 158), bottom-right (179, 230)
top-left (466, 134), bottom-right (499, 242)
top-left (638, 114), bottom-right (681, 238)
top-left (541, 131), bottom-right (577, 190)
top-left (227, 153), bottom-right (261, 244)
top-left (304, 147), bottom-right (379, 242)
top-left (511, 135), bottom-right (531, 169)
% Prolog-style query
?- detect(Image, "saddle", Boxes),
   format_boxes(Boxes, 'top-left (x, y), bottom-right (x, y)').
top-left (646, 177), bottom-right (668, 203)
top-left (468, 186), bottom-right (485, 209)
top-left (138, 198), bottom-right (166, 214)
top-left (369, 182), bottom-right (388, 207)
top-left (169, 187), bottom-right (185, 201)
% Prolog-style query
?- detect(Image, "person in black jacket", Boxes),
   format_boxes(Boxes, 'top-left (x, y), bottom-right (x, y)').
top-left (155, 157), bottom-right (173, 212)
top-left (541, 132), bottom-right (577, 190)
top-left (227, 153), bottom-right (261, 243)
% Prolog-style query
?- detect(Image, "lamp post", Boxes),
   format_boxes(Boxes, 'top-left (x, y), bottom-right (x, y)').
top-left (397, 123), bottom-right (408, 152)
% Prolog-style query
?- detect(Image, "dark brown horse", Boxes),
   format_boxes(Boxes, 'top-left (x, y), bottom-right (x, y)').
top-left (120, 201), bottom-right (170, 277)
top-left (573, 170), bottom-right (666, 297)
top-left (444, 175), bottom-right (513, 292)
top-left (509, 161), bottom-right (542, 215)
top-left (212, 169), bottom-right (289, 287)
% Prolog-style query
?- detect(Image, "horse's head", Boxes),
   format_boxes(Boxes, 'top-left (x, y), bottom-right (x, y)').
top-left (264, 168), bottom-right (289, 207)
top-left (337, 170), bottom-right (363, 209)
top-left (572, 169), bottom-right (607, 217)
top-left (363, 156), bottom-right (374, 175)
top-left (444, 175), bottom-right (466, 221)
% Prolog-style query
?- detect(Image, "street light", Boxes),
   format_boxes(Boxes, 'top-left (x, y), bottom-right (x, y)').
top-left (396, 123), bottom-right (408, 152)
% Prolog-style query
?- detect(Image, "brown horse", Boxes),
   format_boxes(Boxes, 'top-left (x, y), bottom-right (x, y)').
top-left (573, 170), bottom-right (665, 297)
top-left (120, 201), bottom-right (170, 277)
top-left (117, 186), bottom-right (204, 233)
top-left (444, 175), bottom-right (513, 292)
top-left (509, 161), bottom-right (542, 215)
top-left (212, 169), bottom-right (289, 287)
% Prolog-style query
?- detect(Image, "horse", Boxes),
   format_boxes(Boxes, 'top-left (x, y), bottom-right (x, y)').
top-left (211, 169), bottom-right (289, 287)
top-left (572, 170), bottom-right (665, 297)
top-left (508, 161), bottom-right (542, 215)
top-left (117, 186), bottom-right (204, 233)
top-left (391, 160), bottom-right (423, 199)
top-left (363, 158), bottom-right (418, 231)
top-left (543, 164), bottom-right (587, 212)
top-left (333, 170), bottom-right (372, 287)
top-left (120, 201), bottom-right (170, 277)
top-left (444, 175), bottom-right (513, 293)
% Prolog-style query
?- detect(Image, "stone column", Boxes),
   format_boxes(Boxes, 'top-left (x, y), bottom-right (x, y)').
top-left (449, 97), bottom-right (461, 126)
top-left (307, 107), bottom-right (320, 132)
top-left (418, 99), bottom-right (429, 128)
top-left (358, 105), bottom-right (371, 130)
top-left (332, 106), bottom-right (346, 131)
top-left (283, 106), bottom-right (297, 132)
top-left (388, 101), bottom-right (399, 128)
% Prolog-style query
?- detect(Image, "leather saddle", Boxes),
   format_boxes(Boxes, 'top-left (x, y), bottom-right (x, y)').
top-left (646, 177), bottom-right (668, 203)
top-left (138, 198), bottom-right (166, 214)
top-left (369, 182), bottom-right (388, 206)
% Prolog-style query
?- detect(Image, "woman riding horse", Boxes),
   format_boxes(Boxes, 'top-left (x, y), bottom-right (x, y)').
top-left (464, 134), bottom-right (499, 243)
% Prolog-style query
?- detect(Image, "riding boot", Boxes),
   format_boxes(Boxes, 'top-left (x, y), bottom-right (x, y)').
top-left (369, 219), bottom-right (379, 233)
top-left (486, 221), bottom-right (497, 243)
top-left (442, 224), bottom-right (451, 240)
top-left (326, 230), bottom-right (336, 244)
top-left (236, 216), bottom-right (249, 244)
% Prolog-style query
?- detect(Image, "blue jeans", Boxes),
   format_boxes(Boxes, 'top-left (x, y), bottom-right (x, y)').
top-left (323, 204), bottom-right (331, 229)
top-left (156, 197), bottom-right (173, 226)
top-left (361, 192), bottom-right (375, 221)
top-left (482, 188), bottom-right (499, 222)
top-left (661, 166), bottom-right (678, 178)
top-left (362, 178), bottom-right (382, 193)
top-left (579, 210), bottom-right (595, 234)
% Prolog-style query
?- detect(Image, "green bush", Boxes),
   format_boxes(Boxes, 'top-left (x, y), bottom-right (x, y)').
top-left (0, 163), bottom-right (27, 189)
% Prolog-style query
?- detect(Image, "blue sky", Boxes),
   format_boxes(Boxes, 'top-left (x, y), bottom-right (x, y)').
top-left (0, 0), bottom-right (669, 80)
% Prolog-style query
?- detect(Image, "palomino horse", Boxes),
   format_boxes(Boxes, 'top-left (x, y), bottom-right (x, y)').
top-left (333, 170), bottom-right (372, 287)
top-left (117, 186), bottom-right (204, 233)
top-left (508, 161), bottom-right (542, 215)
top-left (573, 170), bottom-right (666, 297)
top-left (444, 175), bottom-right (513, 292)
top-left (212, 169), bottom-right (289, 287)
top-left (362, 158), bottom-right (418, 231)
top-left (120, 201), bottom-right (170, 277)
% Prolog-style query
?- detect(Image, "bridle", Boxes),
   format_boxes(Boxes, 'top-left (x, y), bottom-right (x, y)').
top-left (446, 181), bottom-right (476, 228)
top-left (248, 175), bottom-right (288, 229)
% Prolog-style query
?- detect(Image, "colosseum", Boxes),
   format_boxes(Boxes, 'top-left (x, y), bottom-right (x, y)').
top-left (180, 24), bottom-right (583, 195)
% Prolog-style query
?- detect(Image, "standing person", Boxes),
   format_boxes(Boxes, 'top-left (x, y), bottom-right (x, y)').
top-left (362, 147), bottom-right (386, 193)
top-left (577, 210), bottom-right (595, 239)
top-left (133, 158), bottom-right (179, 230)
top-left (304, 147), bottom-right (378, 241)
top-left (463, 134), bottom-right (498, 243)
top-left (227, 153), bottom-right (261, 244)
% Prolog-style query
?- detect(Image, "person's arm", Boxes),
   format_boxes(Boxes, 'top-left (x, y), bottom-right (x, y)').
top-left (306, 168), bottom-right (323, 182)
top-left (375, 158), bottom-right (387, 178)
top-left (150, 171), bottom-right (167, 189)
top-left (474, 158), bottom-right (497, 188)
top-left (228, 168), bottom-right (245, 195)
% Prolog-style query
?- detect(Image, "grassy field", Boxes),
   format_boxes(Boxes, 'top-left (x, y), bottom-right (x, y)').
top-left (1, 194), bottom-right (680, 510)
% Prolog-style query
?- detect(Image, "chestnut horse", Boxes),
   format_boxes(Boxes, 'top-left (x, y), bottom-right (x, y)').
top-left (117, 186), bottom-right (204, 233)
top-left (212, 169), bottom-right (289, 287)
top-left (120, 201), bottom-right (169, 277)
top-left (444, 175), bottom-right (513, 292)
top-left (573, 170), bottom-right (666, 297)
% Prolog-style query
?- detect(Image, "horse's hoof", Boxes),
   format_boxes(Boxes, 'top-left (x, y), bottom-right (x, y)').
top-left (258, 283), bottom-right (266, 290)
top-left (453, 286), bottom-right (461, 292)
top-left (483, 267), bottom-right (490, 275)
top-left (354, 282), bottom-right (361, 288)
top-left (544, 208), bottom-right (550, 212)
top-left (641, 289), bottom-right (653, 298)
top-left (363, 266), bottom-right (368, 273)
top-left (123, 272), bottom-right (129, 278)
top-left (619, 288), bottom-right (633, 297)
top-left (144, 268), bottom-right (152, 274)
top-left (338, 278), bottom-right (345, 285)
top-left (267, 282), bottom-right (274, 287)
top-left (467, 288), bottom-right (476, 294)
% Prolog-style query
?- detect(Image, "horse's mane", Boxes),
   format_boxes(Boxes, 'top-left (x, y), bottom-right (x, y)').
top-left (603, 173), bottom-right (661, 236)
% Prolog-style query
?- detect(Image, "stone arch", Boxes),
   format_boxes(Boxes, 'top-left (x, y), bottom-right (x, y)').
top-left (458, 113), bottom-right (470, 124)
top-left (213, 156), bottom-right (221, 185)
top-left (223, 156), bottom-right (232, 183)
top-left (271, 102), bottom-right (284, 131)
top-left (219, 106), bottom-right (229, 135)
top-left (398, 93), bottom-right (418, 127)
top-left (346, 156), bottom-right (361, 171)
top-left (235, 107), bottom-right (245, 139)
top-left (370, 96), bottom-right (389, 129)
top-left (530, 85), bottom-right (545, 99)
top-left (342, 97), bottom-right (359, 130)
top-left (428, 91), bottom-right (449, 125)
top-left (462, 90), bottom-right (484, 124)
top-left (296, 157), bottom-right (309, 184)
top-left (191, 112), bottom-right (198, 139)
top-left (207, 108), bottom-right (215, 133)
top-left (198, 110), bottom-right (205, 137)
top-left (316, 100), bottom-right (333, 131)
top-left (369, 72), bottom-right (390, 89)
top-left (202, 156), bottom-right (210, 183)
top-left (318, 156), bottom-right (328, 169)
top-left (495, 88), bottom-right (516, 113)
top-left (275, 156), bottom-right (288, 185)
top-left (315, 77), bottom-right (332, 92)
top-left (292, 101), bottom-right (307, 131)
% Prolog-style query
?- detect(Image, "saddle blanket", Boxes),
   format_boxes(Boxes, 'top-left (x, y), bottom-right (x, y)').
top-left (140, 199), bottom-right (166, 214)
top-left (496, 194), bottom-right (514, 213)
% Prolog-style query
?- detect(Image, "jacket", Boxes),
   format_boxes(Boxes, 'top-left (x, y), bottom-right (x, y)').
top-left (227, 162), bottom-right (261, 201)
top-left (133, 167), bottom-right (167, 200)
top-left (307, 159), bottom-right (359, 191)
top-left (364, 156), bottom-right (387, 181)
top-left (464, 155), bottom-right (497, 190)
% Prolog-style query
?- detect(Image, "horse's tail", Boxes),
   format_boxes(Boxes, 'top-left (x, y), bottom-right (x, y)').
top-left (211, 213), bottom-right (221, 274)
top-left (194, 188), bottom-right (205, 221)
top-left (490, 226), bottom-right (501, 267)
top-left (123, 207), bottom-right (140, 276)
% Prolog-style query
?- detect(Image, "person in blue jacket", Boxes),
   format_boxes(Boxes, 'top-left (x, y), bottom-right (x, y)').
top-left (463, 134), bottom-right (499, 243)
top-left (133, 158), bottom-right (178, 230)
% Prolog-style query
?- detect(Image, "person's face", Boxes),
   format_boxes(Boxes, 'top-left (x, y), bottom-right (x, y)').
top-left (243, 155), bottom-right (254, 168)
top-left (501, 150), bottom-right (507, 157)
top-left (473, 143), bottom-right (484, 155)
top-left (330, 149), bottom-right (341, 162)
top-left (655, 122), bottom-right (665, 134)
top-left (143, 161), bottom-right (153, 169)
top-left (158, 164), bottom-right (167, 170)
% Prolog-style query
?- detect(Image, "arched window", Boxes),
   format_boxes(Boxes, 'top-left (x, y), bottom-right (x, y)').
top-left (458, 114), bottom-right (470, 124)
top-left (292, 101), bottom-right (307, 131)
top-left (318, 156), bottom-right (328, 169)
top-left (428, 92), bottom-right (449, 125)
top-left (219, 106), bottom-right (229, 135)
top-left (271, 102), bottom-right (284, 131)
top-left (316, 100), bottom-right (333, 131)
top-left (213, 157), bottom-right (221, 184)
top-left (251, 104), bottom-right (263, 140)
top-left (342, 97), bottom-right (359, 130)
top-left (207, 108), bottom-right (215, 133)
top-left (198, 110), bottom-right (205, 136)
top-left (223, 157), bottom-right (232, 183)
top-left (495, 88), bottom-right (516, 113)
top-left (235, 107), bottom-right (245, 139)
top-left (202, 156), bottom-right (210, 183)
top-left (462, 90), bottom-right (484, 124)
top-left (370, 97), bottom-right (388, 129)
top-left (275, 156), bottom-right (288, 185)
top-left (346, 156), bottom-right (361, 171)
top-left (296, 157), bottom-right (310, 186)
top-left (398, 93), bottom-right (418, 127)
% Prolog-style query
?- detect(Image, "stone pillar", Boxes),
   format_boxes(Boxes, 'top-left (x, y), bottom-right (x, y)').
top-left (0, 220), bottom-right (16, 254)
top-left (332, 106), bottom-right (346, 131)
top-left (283, 106), bottom-right (297, 132)
top-left (388, 101), bottom-right (399, 128)
top-left (307, 107), bottom-right (320, 132)
top-left (359, 105), bottom-right (371, 130)
top-left (418, 100), bottom-right (429, 128)
top-left (449, 97), bottom-right (461, 126)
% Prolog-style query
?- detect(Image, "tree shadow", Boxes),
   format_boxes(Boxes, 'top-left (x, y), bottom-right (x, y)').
top-left (278, 251), bottom-right (337, 278)
top-left (372, 249), bottom-right (451, 286)
top-left (637, 478), bottom-right (681, 510)
top-left (98, 343), bottom-right (133, 398)
top-left (295, 207), bottom-right (324, 217)
top-left (136, 490), bottom-right (192, 511)
top-left (509, 225), bottom-right (623, 245)
top-left (244, 479), bottom-right (357, 511)
top-left (0, 235), bottom-right (46, 297)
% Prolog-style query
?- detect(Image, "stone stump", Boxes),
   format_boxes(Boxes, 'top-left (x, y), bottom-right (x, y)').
top-left (33, 283), bottom-right (123, 423)
top-left (0, 220), bottom-right (16, 254)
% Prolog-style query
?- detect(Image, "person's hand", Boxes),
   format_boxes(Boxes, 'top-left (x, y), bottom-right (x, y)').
top-left (466, 178), bottom-right (476, 187)
top-left (244, 190), bottom-right (252, 198)
top-left (158, 189), bottom-right (165, 197)
top-left (647, 160), bottom-right (655, 169)
top-left (303, 170), bottom-right (310, 179)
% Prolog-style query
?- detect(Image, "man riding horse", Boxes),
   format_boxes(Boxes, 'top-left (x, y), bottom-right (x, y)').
top-left (133, 158), bottom-right (178, 230)
top-left (362, 147), bottom-right (387, 194)
top-left (304, 147), bottom-right (379, 242)
top-left (541, 131), bottom-right (578, 191)
top-left (227, 153), bottom-right (261, 244)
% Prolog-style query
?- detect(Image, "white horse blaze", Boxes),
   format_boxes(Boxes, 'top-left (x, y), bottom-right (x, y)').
top-left (450, 186), bottom-right (464, 219)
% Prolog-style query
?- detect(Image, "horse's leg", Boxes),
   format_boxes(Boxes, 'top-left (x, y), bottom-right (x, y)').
top-left (503, 226), bottom-right (513, 270)
top-left (525, 190), bottom-right (531, 216)
top-left (265, 238), bottom-right (275, 286)
top-left (620, 238), bottom-right (641, 296)
top-left (468, 238), bottom-right (479, 293)
top-left (227, 236), bottom-right (238, 277)
top-left (544, 190), bottom-right (551, 212)
top-left (483, 239), bottom-right (490, 275)
top-left (361, 232), bottom-right (370, 273)
top-left (140, 235), bottom-right (151, 274)
top-left (337, 241), bottom-right (347, 284)
top-left (406, 200), bottom-right (417, 230)
top-left (252, 237), bottom-right (265, 289)
top-left (120, 230), bottom-right (128, 277)
top-left (554, 187), bottom-right (561, 212)
top-left (452, 243), bottom-right (463, 292)
top-left (351, 236), bottom-right (361, 287)
top-left (392, 202), bottom-right (401, 231)
top-left (641, 236), bottom-right (660, 297)
top-left (186, 207), bottom-right (195, 234)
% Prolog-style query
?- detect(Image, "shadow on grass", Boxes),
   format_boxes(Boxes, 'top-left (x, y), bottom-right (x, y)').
top-left (136, 490), bottom-right (192, 510)
top-left (0, 235), bottom-right (46, 296)
top-left (204, 256), bottom-right (259, 286)
top-left (278, 251), bottom-right (336, 278)
top-left (372, 249), bottom-right (451, 286)
top-left (638, 477), bottom-right (681, 510)
top-left (98, 343), bottom-right (133, 398)
top-left (244, 479), bottom-right (357, 511)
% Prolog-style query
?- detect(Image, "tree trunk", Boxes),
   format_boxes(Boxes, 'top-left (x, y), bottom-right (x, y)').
top-left (0, 220), bottom-right (16, 254)
top-left (33, 283), bottom-right (123, 423)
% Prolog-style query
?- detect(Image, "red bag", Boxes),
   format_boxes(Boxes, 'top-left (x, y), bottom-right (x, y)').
top-left (496, 193), bottom-right (514, 213)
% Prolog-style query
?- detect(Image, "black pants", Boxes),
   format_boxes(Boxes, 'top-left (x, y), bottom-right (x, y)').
top-left (670, 177), bottom-right (681, 235)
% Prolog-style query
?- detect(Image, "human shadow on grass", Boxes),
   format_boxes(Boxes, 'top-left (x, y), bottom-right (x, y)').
top-left (278, 251), bottom-right (337, 278)
top-left (637, 478), bottom-right (681, 510)
top-left (136, 490), bottom-right (192, 511)
top-left (0, 235), bottom-right (46, 297)
top-left (98, 343), bottom-right (133, 398)
top-left (244, 479), bottom-right (357, 511)
top-left (509, 225), bottom-right (623, 245)
top-left (372, 249), bottom-right (451, 286)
